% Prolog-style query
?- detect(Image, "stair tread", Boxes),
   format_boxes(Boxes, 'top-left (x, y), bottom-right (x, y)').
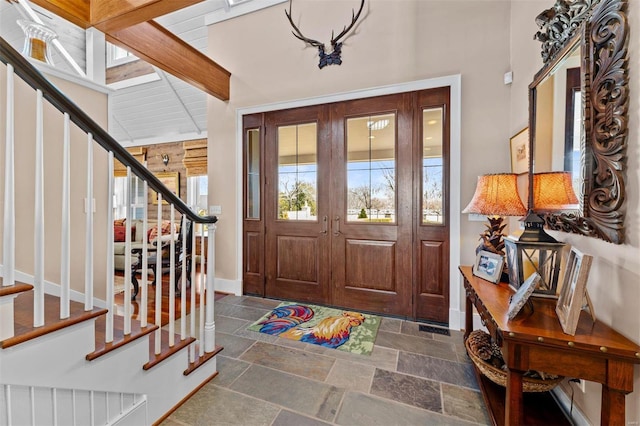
top-left (0, 281), bottom-right (34, 297)
top-left (88, 315), bottom-right (159, 360)
top-left (1, 291), bottom-right (107, 349)
top-left (144, 329), bottom-right (195, 370)
top-left (183, 343), bottom-right (223, 376)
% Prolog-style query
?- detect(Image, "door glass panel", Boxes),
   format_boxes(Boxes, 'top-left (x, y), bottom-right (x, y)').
top-left (422, 108), bottom-right (444, 224)
top-left (246, 128), bottom-right (260, 219)
top-left (277, 123), bottom-right (317, 221)
top-left (346, 113), bottom-right (396, 223)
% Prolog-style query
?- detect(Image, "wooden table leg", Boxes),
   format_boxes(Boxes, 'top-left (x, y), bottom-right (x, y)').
top-left (505, 368), bottom-right (524, 426)
top-left (601, 385), bottom-right (626, 425)
top-left (464, 288), bottom-right (472, 340)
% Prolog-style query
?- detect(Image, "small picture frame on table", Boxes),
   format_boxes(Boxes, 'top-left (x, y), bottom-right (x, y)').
top-left (510, 127), bottom-right (529, 175)
top-left (508, 272), bottom-right (541, 320)
top-left (473, 250), bottom-right (504, 284)
top-left (555, 248), bottom-right (594, 336)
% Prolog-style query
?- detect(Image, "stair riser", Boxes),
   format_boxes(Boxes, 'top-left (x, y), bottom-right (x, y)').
top-left (1, 321), bottom-right (148, 391)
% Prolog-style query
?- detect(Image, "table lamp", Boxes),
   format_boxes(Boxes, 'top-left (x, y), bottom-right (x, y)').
top-left (533, 171), bottom-right (579, 211)
top-left (462, 173), bottom-right (527, 256)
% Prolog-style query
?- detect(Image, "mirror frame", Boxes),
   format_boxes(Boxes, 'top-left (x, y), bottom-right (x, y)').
top-left (529, 0), bottom-right (629, 244)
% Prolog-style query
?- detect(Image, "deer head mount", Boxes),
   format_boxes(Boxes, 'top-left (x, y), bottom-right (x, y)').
top-left (285, 0), bottom-right (365, 69)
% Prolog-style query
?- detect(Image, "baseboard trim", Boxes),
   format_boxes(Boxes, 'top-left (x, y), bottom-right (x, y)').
top-left (2, 266), bottom-right (243, 305)
top-left (215, 278), bottom-right (241, 296)
top-left (449, 308), bottom-right (463, 331)
top-left (5, 268), bottom-right (108, 309)
top-left (551, 386), bottom-right (590, 425)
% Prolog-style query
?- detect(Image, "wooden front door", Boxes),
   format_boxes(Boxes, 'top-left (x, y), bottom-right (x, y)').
top-left (244, 87), bottom-right (450, 323)
top-left (329, 94), bottom-right (414, 316)
top-left (263, 105), bottom-right (333, 304)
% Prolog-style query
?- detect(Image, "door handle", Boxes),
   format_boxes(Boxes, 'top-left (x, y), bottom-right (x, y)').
top-left (320, 215), bottom-right (328, 235)
top-left (333, 216), bottom-right (341, 236)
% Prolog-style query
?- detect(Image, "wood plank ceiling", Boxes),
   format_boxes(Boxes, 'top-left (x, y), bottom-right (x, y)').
top-left (24, 0), bottom-right (230, 100)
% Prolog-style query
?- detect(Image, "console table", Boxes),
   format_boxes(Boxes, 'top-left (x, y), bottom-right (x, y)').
top-left (460, 265), bottom-right (640, 426)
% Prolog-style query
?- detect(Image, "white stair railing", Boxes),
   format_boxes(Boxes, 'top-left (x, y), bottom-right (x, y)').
top-left (1, 37), bottom-right (219, 365)
top-left (0, 383), bottom-right (147, 426)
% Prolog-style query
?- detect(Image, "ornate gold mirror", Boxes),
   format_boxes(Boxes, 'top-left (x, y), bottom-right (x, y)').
top-left (529, 0), bottom-right (629, 244)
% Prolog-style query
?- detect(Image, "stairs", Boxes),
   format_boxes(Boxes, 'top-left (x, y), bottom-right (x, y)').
top-left (0, 286), bottom-right (220, 425)
top-left (1, 35), bottom-right (223, 425)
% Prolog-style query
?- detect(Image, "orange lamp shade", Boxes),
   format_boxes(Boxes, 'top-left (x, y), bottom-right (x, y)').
top-left (462, 173), bottom-right (527, 216)
top-left (533, 172), bottom-right (579, 211)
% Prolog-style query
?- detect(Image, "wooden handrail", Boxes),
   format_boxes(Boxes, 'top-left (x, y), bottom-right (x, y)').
top-left (0, 37), bottom-right (217, 225)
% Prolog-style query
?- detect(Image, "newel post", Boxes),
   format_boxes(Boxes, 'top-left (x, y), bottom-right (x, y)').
top-left (204, 223), bottom-right (217, 352)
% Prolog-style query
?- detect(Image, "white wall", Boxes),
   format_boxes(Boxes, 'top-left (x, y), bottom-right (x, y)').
top-left (207, 0), bottom-right (514, 300)
top-left (0, 63), bottom-right (110, 299)
top-left (510, 1), bottom-right (640, 423)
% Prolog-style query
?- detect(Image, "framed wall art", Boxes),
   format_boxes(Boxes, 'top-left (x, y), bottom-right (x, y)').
top-left (152, 172), bottom-right (180, 205)
top-left (555, 248), bottom-right (594, 335)
top-left (473, 250), bottom-right (504, 284)
top-left (510, 127), bottom-right (529, 175)
top-left (508, 272), bottom-right (541, 320)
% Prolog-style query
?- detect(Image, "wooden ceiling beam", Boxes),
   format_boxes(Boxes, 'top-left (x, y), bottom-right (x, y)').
top-left (22, 0), bottom-right (232, 100)
top-left (106, 20), bottom-right (230, 101)
top-left (27, 0), bottom-right (91, 28)
top-left (91, 0), bottom-right (203, 33)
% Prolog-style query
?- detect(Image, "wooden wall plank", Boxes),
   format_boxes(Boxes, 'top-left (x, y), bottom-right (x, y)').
top-left (106, 60), bottom-right (155, 85)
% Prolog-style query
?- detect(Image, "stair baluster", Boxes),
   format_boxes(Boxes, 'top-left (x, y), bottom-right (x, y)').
top-left (33, 89), bottom-right (44, 327)
top-left (3, 64), bottom-right (15, 289)
top-left (61, 113), bottom-right (71, 320)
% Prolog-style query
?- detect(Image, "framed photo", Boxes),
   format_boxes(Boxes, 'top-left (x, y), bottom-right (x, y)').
top-left (555, 248), bottom-right (593, 335)
top-left (508, 272), bottom-right (541, 320)
top-left (152, 172), bottom-right (180, 205)
top-left (510, 127), bottom-right (529, 175)
top-left (473, 250), bottom-right (504, 284)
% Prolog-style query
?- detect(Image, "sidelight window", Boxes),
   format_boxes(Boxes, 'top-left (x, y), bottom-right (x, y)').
top-left (346, 113), bottom-right (396, 223)
top-left (246, 128), bottom-right (260, 219)
top-left (422, 108), bottom-right (444, 224)
top-left (277, 123), bottom-right (318, 221)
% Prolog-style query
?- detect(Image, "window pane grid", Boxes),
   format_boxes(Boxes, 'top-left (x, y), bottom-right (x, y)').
top-left (422, 108), bottom-right (444, 224)
top-left (346, 114), bottom-right (396, 223)
top-left (277, 123), bottom-right (318, 221)
top-left (246, 129), bottom-right (260, 219)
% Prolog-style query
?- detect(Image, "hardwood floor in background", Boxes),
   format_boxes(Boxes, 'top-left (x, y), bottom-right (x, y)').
top-left (114, 268), bottom-right (226, 326)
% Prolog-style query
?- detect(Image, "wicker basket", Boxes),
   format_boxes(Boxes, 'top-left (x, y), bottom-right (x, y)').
top-left (465, 331), bottom-right (563, 393)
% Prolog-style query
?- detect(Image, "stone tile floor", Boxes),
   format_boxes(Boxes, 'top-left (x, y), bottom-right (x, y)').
top-left (161, 295), bottom-right (490, 426)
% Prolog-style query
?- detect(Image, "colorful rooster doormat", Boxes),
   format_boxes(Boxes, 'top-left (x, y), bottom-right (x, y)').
top-left (248, 303), bottom-right (381, 355)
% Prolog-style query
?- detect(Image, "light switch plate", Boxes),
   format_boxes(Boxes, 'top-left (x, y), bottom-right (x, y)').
top-left (210, 205), bottom-right (222, 215)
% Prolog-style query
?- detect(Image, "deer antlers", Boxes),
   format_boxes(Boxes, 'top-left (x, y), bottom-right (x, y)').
top-left (285, 0), bottom-right (365, 69)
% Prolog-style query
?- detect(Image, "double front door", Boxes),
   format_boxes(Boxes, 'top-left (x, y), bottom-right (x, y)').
top-left (243, 87), bottom-right (450, 323)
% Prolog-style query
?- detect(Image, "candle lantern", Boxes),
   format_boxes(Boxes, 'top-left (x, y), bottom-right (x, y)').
top-left (504, 236), bottom-right (564, 297)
